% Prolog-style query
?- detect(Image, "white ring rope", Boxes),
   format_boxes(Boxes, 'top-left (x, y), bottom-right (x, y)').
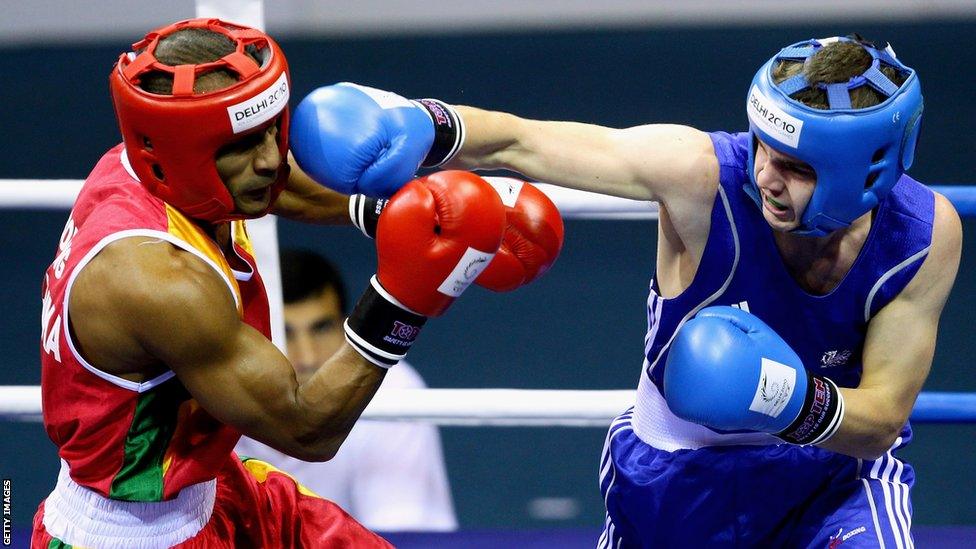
top-left (6, 179), bottom-right (975, 219)
top-left (0, 178), bottom-right (660, 219)
top-left (0, 179), bottom-right (85, 209)
top-left (0, 386), bottom-right (634, 426)
top-left (362, 388), bottom-right (635, 426)
top-left (3, 386), bottom-right (972, 425)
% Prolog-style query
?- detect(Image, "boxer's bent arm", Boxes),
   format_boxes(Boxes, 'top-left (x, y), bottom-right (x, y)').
top-left (73, 239), bottom-right (384, 462)
top-left (817, 194), bottom-right (961, 460)
top-left (270, 153), bottom-right (352, 224)
top-left (448, 106), bottom-right (718, 205)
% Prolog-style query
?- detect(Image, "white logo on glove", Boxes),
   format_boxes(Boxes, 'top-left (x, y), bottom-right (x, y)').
top-left (437, 247), bottom-right (496, 297)
top-left (748, 358), bottom-right (796, 418)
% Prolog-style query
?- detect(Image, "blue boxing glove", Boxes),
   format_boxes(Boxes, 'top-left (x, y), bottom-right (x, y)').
top-left (290, 82), bottom-right (464, 197)
top-left (663, 306), bottom-right (845, 445)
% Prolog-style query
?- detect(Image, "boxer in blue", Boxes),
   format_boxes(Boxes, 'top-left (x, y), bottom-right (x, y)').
top-left (288, 35), bottom-right (961, 547)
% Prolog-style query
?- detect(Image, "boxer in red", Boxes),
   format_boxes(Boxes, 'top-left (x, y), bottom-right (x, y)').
top-left (30, 18), bottom-right (562, 548)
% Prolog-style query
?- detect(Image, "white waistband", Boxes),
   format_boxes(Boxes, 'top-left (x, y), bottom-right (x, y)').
top-left (43, 459), bottom-right (216, 548)
top-left (632, 365), bottom-right (780, 451)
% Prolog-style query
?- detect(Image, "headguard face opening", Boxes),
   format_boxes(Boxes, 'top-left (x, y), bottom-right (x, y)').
top-left (745, 36), bottom-right (923, 236)
top-left (109, 18), bottom-right (291, 223)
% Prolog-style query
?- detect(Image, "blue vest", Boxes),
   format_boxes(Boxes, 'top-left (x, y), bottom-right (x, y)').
top-left (644, 131), bottom-right (934, 398)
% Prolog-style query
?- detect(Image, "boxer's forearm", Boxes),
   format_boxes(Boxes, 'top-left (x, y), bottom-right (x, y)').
top-left (449, 106), bottom-right (713, 202)
top-left (272, 155), bottom-right (352, 224)
top-left (450, 107), bottom-right (650, 199)
top-left (448, 106), bottom-right (648, 198)
top-left (293, 344), bottom-right (387, 460)
top-left (446, 106), bottom-right (520, 170)
top-left (815, 386), bottom-right (916, 461)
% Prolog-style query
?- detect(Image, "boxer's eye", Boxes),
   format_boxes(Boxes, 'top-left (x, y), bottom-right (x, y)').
top-left (787, 163), bottom-right (814, 177)
top-left (312, 319), bottom-right (339, 334)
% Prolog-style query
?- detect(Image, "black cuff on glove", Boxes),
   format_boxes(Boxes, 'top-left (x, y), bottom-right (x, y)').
top-left (776, 373), bottom-right (846, 446)
top-left (344, 276), bottom-right (427, 368)
top-left (415, 98), bottom-right (465, 168)
top-left (349, 194), bottom-right (388, 239)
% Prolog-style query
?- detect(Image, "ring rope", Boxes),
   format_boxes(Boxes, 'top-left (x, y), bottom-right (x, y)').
top-left (1, 386), bottom-right (974, 425)
top-left (2, 179), bottom-right (976, 219)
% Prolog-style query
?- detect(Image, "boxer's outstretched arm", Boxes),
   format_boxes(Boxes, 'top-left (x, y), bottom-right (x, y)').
top-left (819, 193), bottom-right (961, 459)
top-left (70, 238), bottom-right (384, 462)
top-left (270, 153), bottom-right (352, 225)
top-left (448, 106), bottom-right (719, 204)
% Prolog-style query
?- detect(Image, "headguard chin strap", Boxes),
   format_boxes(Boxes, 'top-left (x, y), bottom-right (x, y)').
top-left (745, 36), bottom-right (923, 236)
top-left (110, 18), bottom-right (291, 223)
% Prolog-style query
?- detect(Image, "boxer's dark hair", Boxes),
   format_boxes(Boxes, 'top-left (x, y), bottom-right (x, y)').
top-left (139, 28), bottom-right (260, 95)
top-left (280, 249), bottom-right (349, 314)
top-left (772, 35), bottom-right (908, 110)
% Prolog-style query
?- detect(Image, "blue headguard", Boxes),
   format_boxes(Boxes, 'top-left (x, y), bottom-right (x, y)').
top-left (745, 36), bottom-right (923, 236)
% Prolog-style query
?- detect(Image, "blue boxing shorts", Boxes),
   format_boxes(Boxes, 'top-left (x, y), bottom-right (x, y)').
top-left (598, 407), bottom-right (915, 548)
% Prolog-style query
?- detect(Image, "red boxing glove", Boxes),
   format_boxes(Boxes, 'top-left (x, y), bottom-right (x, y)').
top-left (476, 178), bottom-right (565, 292)
top-left (345, 171), bottom-right (506, 367)
top-left (376, 170), bottom-right (507, 316)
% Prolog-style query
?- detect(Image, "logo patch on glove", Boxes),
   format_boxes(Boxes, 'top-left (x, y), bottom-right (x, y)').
top-left (436, 247), bottom-right (495, 297)
top-left (748, 358), bottom-right (796, 418)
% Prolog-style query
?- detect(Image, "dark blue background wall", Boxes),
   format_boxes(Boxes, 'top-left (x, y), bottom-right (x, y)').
top-left (2, 22), bottom-right (974, 529)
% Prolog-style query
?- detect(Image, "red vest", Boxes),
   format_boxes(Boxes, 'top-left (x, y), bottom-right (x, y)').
top-left (40, 144), bottom-right (272, 501)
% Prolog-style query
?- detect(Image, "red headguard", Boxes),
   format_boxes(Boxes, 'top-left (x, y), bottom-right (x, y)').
top-left (109, 18), bottom-right (291, 222)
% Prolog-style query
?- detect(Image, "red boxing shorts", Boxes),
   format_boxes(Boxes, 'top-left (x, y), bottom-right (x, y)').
top-left (32, 455), bottom-right (393, 548)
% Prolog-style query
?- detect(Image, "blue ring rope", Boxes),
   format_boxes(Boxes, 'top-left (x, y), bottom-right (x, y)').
top-left (899, 186), bottom-right (974, 423)
top-left (912, 392), bottom-right (976, 423)
top-left (930, 185), bottom-right (976, 216)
